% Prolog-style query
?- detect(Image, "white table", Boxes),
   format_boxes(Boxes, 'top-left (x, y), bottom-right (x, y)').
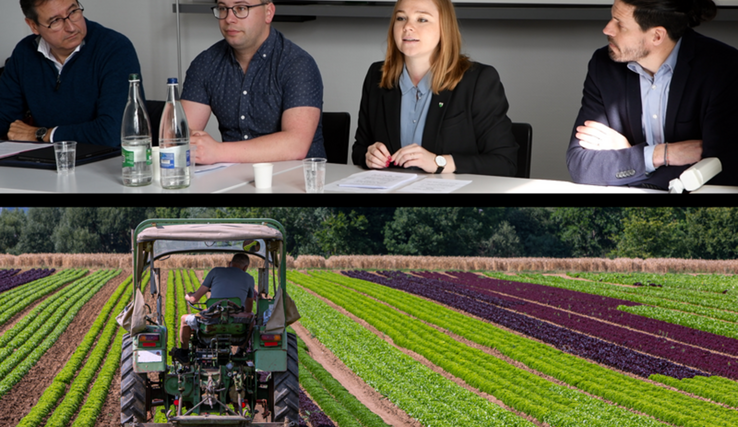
top-left (0, 156), bottom-right (734, 193)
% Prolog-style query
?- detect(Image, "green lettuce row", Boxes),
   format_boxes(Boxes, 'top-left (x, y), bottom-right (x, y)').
top-left (0, 269), bottom-right (121, 397)
top-left (288, 280), bottom-right (537, 427)
top-left (16, 274), bottom-right (132, 427)
top-left (0, 269), bottom-right (119, 364)
top-left (175, 269), bottom-right (188, 333)
top-left (488, 272), bottom-right (738, 329)
top-left (188, 270), bottom-right (201, 288)
top-left (44, 276), bottom-right (134, 427)
top-left (0, 268), bottom-right (79, 306)
top-left (0, 269), bottom-right (88, 326)
top-left (309, 271), bottom-right (738, 427)
top-left (293, 272), bottom-right (661, 427)
top-left (70, 327), bottom-right (125, 427)
top-left (568, 272), bottom-right (738, 294)
top-left (299, 363), bottom-right (361, 427)
top-left (617, 305), bottom-right (738, 340)
top-left (297, 337), bottom-right (391, 427)
top-left (649, 374), bottom-right (738, 408)
top-left (524, 272), bottom-right (738, 319)
top-left (181, 268), bottom-right (196, 295)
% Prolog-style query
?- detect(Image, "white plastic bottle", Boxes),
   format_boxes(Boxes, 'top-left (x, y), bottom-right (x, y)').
top-left (121, 73), bottom-right (153, 186)
top-left (159, 77), bottom-right (190, 189)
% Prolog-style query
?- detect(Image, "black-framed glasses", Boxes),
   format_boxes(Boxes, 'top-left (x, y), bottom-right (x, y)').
top-left (211, 4), bottom-right (266, 20)
top-left (44, 2), bottom-right (84, 31)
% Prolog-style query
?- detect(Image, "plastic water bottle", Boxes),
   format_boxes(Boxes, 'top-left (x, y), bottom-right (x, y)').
top-left (159, 77), bottom-right (190, 189)
top-left (121, 74), bottom-right (152, 186)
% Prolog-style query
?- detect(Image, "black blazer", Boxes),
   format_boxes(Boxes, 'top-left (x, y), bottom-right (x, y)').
top-left (566, 29), bottom-right (738, 189)
top-left (352, 61), bottom-right (518, 176)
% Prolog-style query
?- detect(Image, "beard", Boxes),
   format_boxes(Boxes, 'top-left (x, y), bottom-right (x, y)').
top-left (607, 37), bottom-right (650, 63)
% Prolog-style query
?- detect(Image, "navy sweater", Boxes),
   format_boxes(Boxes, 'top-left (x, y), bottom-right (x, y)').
top-left (0, 19), bottom-right (142, 147)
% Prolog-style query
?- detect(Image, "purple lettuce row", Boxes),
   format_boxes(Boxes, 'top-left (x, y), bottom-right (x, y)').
top-left (299, 388), bottom-right (335, 427)
top-left (421, 271), bottom-right (738, 358)
top-left (342, 270), bottom-right (707, 380)
top-left (0, 268), bottom-right (56, 294)
top-left (0, 269), bottom-right (21, 279)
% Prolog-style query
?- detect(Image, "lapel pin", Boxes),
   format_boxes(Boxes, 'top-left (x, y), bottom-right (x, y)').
top-left (439, 102), bottom-right (444, 108)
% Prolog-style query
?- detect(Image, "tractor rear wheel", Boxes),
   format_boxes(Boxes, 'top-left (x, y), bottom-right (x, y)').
top-left (273, 332), bottom-right (299, 424)
top-left (121, 333), bottom-right (148, 424)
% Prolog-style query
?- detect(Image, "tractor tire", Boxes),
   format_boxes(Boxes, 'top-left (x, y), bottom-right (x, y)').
top-left (273, 332), bottom-right (299, 424)
top-left (121, 333), bottom-right (148, 424)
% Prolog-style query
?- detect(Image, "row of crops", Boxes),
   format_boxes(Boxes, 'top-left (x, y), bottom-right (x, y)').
top-left (0, 268), bottom-right (128, 427)
top-left (286, 270), bottom-right (738, 427)
top-left (1, 266), bottom-right (736, 427)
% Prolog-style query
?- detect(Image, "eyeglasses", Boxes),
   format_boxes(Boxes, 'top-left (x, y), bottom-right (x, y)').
top-left (211, 4), bottom-right (266, 20)
top-left (43, 3), bottom-right (85, 31)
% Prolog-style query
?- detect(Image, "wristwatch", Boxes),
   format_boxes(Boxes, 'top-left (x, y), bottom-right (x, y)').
top-left (35, 127), bottom-right (48, 142)
top-left (434, 155), bottom-right (446, 174)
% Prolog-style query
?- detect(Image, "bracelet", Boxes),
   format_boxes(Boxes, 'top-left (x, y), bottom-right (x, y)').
top-left (664, 142), bottom-right (669, 167)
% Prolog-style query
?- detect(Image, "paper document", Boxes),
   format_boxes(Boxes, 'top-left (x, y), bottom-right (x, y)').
top-left (337, 170), bottom-right (418, 190)
top-left (194, 163), bottom-right (234, 174)
top-left (397, 178), bottom-right (472, 193)
top-left (0, 141), bottom-right (51, 159)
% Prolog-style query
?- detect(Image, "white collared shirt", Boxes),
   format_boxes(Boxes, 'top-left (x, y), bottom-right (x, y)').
top-left (627, 38), bottom-right (682, 172)
top-left (37, 36), bottom-right (84, 74)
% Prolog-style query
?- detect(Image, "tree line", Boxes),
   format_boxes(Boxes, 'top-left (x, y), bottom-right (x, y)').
top-left (1, 207), bottom-right (737, 260)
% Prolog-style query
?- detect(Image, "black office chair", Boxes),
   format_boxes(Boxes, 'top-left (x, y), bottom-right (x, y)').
top-left (511, 122), bottom-right (532, 179)
top-left (321, 112), bottom-right (351, 164)
top-left (146, 100), bottom-right (165, 146)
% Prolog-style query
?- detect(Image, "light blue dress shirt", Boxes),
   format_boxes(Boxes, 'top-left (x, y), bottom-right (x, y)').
top-left (399, 67), bottom-right (433, 148)
top-left (627, 38), bottom-right (682, 172)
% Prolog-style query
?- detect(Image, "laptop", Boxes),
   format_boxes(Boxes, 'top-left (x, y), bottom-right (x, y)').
top-left (0, 142), bottom-right (119, 169)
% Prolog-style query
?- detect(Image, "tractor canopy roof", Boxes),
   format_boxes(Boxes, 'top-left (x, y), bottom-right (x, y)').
top-left (133, 220), bottom-right (285, 286)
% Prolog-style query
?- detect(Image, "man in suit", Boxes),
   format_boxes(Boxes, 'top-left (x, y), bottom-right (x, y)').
top-left (566, 0), bottom-right (738, 188)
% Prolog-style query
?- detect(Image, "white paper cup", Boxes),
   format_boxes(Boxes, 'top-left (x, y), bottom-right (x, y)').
top-left (302, 157), bottom-right (327, 193)
top-left (54, 141), bottom-right (76, 174)
top-left (253, 163), bottom-right (273, 189)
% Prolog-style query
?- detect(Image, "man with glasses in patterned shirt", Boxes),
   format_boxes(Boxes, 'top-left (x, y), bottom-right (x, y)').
top-left (181, 0), bottom-right (325, 165)
top-left (0, 0), bottom-right (142, 147)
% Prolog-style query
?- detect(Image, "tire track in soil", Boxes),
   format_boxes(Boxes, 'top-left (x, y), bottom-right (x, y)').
top-left (0, 270), bottom-right (127, 427)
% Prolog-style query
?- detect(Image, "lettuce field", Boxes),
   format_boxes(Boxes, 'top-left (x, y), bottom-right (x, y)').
top-left (0, 264), bottom-right (736, 427)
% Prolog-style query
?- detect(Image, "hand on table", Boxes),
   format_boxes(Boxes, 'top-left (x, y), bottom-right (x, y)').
top-left (365, 142), bottom-right (392, 169)
top-left (190, 130), bottom-right (221, 165)
top-left (391, 143), bottom-right (439, 173)
top-left (8, 120), bottom-right (44, 142)
top-left (576, 121), bottom-right (631, 150)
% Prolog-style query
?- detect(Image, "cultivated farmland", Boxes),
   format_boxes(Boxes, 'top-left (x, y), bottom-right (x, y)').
top-left (0, 256), bottom-right (736, 427)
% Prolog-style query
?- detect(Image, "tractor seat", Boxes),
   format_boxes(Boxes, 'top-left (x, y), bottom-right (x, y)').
top-left (193, 298), bottom-right (253, 348)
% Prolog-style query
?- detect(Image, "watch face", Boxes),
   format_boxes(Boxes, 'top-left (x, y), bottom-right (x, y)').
top-left (36, 127), bottom-right (47, 139)
top-left (435, 155), bottom-right (446, 167)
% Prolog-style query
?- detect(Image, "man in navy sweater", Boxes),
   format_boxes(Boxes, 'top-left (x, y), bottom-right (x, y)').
top-left (0, 0), bottom-right (142, 147)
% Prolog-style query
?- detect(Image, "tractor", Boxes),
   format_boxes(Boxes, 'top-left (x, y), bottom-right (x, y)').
top-left (120, 218), bottom-right (299, 427)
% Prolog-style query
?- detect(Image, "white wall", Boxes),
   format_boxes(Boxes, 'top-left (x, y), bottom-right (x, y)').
top-left (2, 1), bottom-right (736, 180)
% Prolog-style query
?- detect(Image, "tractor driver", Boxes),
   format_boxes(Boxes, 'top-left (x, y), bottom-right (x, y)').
top-left (173, 253), bottom-right (255, 363)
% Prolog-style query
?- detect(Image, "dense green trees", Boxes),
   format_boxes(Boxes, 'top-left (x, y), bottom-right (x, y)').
top-left (0, 207), bottom-right (737, 259)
